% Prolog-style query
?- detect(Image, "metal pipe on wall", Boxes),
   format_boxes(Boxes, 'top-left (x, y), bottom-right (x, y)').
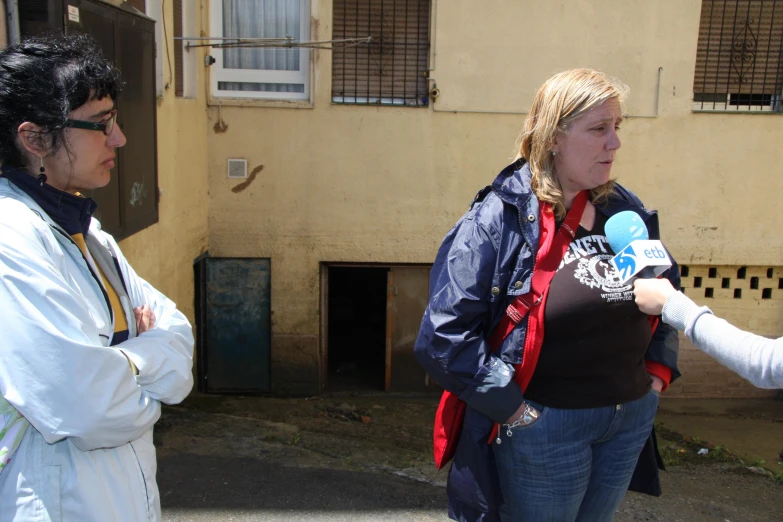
top-left (5, 0), bottom-right (20, 45)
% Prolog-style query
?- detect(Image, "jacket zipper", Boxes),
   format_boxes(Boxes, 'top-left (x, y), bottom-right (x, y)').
top-left (51, 225), bottom-right (114, 327)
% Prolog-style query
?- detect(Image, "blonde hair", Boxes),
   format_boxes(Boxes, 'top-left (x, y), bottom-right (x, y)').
top-left (516, 69), bottom-right (629, 219)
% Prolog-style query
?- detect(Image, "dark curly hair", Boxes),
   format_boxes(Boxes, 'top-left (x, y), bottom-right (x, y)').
top-left (0, 33), bottom-right (123, 168)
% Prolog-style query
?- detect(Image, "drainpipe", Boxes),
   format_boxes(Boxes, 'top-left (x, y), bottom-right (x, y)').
top-left (5, 0), bottom-right (20, 45)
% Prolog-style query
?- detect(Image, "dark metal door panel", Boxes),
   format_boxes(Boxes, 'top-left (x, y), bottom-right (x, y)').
top-left (202, 258), bottom-right (271, 393)
top-left (114, 12), bottom-right (158, 236)
top-left (388, 267), bottom-right (430, 392)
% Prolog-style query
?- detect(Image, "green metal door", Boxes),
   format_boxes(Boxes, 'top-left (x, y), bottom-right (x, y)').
top-left (197, 257), bottom-right (271, 393)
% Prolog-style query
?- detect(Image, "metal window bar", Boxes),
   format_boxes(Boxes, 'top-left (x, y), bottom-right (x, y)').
top-left (763, 1), bottom-right (783, 111)
top-left (332, 0), bottom-right (431, 106)
top-left (761, 0), bottom-right (774, 100)
top-left (699, 0), bottom-right (716, 109)
top-left (693, 0), bottom-right (783, 112)
top-left (727, 0), bottom-right (740, 109)
top-left (747, 0), bottom-right (760, 106)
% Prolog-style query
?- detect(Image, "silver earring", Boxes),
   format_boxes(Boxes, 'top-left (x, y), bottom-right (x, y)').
top-left (552, 151), bottom-right (557, 157)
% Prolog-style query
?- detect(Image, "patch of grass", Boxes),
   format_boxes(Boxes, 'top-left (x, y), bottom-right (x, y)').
top-left (773, 464), bottom-right (783, 485)
top-left (659, 444), bottom-right (686, 467)
top-left (739, 457), bottom-right (766, 467)
top-left (708, 444), bottom-right (732, 462)
top-left (655, 423), bottom-right (740, 466)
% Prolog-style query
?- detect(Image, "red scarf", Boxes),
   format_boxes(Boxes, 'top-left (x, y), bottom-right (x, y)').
top-left (485, 191), bottom-right (588, 442)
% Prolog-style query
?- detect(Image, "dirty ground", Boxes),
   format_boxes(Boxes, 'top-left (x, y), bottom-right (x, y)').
top-left (157, 394), bottom-right (783, 521)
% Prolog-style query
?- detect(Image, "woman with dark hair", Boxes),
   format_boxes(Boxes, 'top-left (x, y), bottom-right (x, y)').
top-left (0, 34), bottom-right (193, 521)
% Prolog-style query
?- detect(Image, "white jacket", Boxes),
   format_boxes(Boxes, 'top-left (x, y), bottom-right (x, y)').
top-left (0, 176), bottom-right (194, 521)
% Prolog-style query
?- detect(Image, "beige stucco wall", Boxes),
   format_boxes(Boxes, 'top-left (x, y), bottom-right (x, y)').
top-left (118, 0), bottom-right (209, 328)
top-left (206, 0), bottom-right (783, 394)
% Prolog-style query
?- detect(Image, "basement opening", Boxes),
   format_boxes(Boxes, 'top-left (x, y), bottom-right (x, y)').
top-left (326, 266), bottom-right (388, 391)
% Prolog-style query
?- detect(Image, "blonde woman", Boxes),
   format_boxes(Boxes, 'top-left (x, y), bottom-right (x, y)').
top-left (415, 69), bottom-right (680, 521)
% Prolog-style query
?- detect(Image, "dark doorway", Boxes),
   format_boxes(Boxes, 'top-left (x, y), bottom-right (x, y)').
top-left (326, 266), bottom-right (388, 391)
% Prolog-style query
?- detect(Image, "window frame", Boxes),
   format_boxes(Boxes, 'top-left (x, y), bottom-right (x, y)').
top-left (173, 0), bottom-right (198, 98)
top-left (209, 0), bottom-right (311, 101)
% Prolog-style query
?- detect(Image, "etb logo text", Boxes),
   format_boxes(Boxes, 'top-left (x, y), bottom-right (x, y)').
top-left (609, 240), bottom-right (672, 283)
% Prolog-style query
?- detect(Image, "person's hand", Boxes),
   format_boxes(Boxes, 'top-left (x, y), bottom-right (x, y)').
top-left (134, 304), bottom-right (156, 334)
top-left (633, 278), bottom-right (677, 316)
top-left (650, 375), bottom-right (664, 393)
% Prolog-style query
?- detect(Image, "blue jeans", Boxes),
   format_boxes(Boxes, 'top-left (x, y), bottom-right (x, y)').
top-left (493, 389), bottom-right (659, 522)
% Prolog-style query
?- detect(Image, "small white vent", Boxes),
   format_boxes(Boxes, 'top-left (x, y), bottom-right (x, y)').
top-left (227, 158), bottom-right (248, 179)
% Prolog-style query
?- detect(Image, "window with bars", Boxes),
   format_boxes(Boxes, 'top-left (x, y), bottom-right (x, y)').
top-left (693, 0), bottom-right (783, 112)
top-left (332, 0), bottom-right (430, 106)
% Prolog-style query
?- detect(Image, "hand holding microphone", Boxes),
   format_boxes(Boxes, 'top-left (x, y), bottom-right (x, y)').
top-left (633, 278), bottom-right (677, 315)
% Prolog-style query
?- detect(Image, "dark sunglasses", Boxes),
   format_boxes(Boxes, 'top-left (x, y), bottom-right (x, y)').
top-left (65, 109), bottom-right (117, 136)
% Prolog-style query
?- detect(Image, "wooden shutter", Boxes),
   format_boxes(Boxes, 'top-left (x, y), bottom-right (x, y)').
top-left (332, 0), bottom-right (430, 105)
top-left (694, 0), bottom-right (783, 96)
top-left (127, 0), bottom-right (146, 13)
top-left (63, 0), bottom-right (158, 239)
top-left (173, 0), bottom-right (184, 97)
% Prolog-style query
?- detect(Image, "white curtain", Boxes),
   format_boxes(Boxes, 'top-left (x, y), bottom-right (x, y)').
top-left (221, 0), bottom-right (302, 92)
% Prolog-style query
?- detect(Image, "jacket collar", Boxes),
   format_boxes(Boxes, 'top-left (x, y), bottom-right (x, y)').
top-left (491, 159), bottom-right (536, 212)
top-left (1, 165), bottom-right (97, 236)
top-left (490, 159), bottom-right (653, 222)
top-left (490, 159), bottom-right (540, 247)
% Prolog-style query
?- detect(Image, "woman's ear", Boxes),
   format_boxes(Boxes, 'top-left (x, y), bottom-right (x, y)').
top-left (17, 122), bottom-right (49, 158)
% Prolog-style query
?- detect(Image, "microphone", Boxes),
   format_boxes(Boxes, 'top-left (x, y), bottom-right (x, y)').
top-left (605, 211), bottom-right (672, 283)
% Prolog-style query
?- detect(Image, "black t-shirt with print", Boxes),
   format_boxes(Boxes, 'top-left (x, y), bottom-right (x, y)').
top-left (524, 211), bottom-right (652, 409)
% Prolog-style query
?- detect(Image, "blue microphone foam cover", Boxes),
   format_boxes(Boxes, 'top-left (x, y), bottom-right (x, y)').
top-left (604, 210), bottom-right (649, 254)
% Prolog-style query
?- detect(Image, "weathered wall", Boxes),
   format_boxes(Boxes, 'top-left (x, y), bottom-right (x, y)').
top-left (118, 0), bottom-right (209, 329)
top-left (206, 0), bottom-right (783, 395)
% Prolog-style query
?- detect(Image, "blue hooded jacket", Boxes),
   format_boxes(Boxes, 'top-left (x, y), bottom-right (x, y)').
top-left (414, 159), bottom-right (680, 521)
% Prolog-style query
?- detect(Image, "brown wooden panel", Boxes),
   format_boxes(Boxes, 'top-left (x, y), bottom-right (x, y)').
top-left (115, 13), bottom-right (159, 237)
top-left (65, 5), bottom-right (122, 233)
top-left (127, 0), bottom-right (146, 13)
top-left (388, 266), bottom-right (430, 392)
